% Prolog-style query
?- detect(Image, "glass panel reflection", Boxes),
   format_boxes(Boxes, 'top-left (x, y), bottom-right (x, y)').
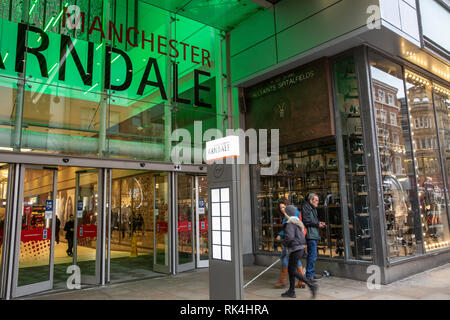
top-left (335, 56), bottom-right (371, 261)
top-left (370, 54), bottom-right (422, 259)
top-left (433, 83), bottom-right (450, 214)
top-left (406, 71), bottom-right (450, 251)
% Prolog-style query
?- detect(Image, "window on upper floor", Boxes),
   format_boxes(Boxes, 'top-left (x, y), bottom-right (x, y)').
top-left (388, 94), bottom-right (394, 105)
top-left (390, 112), bottom-right (397, 126)
top-left (378, 89), bottom-right (385, 103)
top-left (380, 109), bottom-right (387, 123)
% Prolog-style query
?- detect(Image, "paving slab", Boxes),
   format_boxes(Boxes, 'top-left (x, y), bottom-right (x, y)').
top-left (25, 263), bottom-right (450, 300)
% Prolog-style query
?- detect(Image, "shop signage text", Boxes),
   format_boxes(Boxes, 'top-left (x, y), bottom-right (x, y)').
top-left (0, 22), bottom-right (212, 108)
top-left (63, 6), bottom-right (212, 67)
top-left (205, 135), bottom-right (240, 162)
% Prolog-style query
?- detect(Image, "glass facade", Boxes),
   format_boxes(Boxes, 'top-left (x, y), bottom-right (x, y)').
top-left (249, 49), bottom-right (450, 265)
top-left (369, 53), bottom-right (423, 259)
top-left (0, 0), bottom-right (226, 299)
top-left (0, 1), bottom-right (448, 299)
top-left (405, 71), bottom-right (450, 252)
top-left (0, 0), bottom-right (226, 160)
top-left (334, 55), bottom-right (373, 261)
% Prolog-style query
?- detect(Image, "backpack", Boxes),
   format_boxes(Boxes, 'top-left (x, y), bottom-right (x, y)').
top-left (297, 208), bottom-right (307, 237)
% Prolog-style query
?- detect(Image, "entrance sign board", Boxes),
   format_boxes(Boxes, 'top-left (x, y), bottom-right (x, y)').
top-left (205, 136), bottom-right (240, 162)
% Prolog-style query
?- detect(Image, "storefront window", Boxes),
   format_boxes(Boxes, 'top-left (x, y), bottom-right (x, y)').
top-left (334, 56), bottom-right (372, 261)
top-left (433, 83), bottom-right (450, 207)
top-left (370, 54), bottom-right (422, 259)
top-left (406, 71), bottom-right (450, 251)
top-left (245, 58), bottom-right (342, 258)
top-left (255, 141), bottom-right (342, 257)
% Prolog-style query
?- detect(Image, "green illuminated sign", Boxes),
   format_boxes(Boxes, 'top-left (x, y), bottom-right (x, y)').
top-left (0, 17), bottom-right (213, 108)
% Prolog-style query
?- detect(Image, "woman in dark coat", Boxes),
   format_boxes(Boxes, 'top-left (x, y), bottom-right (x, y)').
top-left (281, 205), bottom-right (318, 299)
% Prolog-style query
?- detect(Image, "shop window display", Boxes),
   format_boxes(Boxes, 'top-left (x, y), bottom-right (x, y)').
top-left (334, 56), bottom-right (373, 261)
top-left (433, 83), bottom-right (450, 208)
top-left (406, 71), bottom-right (450, 251)
top-left (369, 54), bottom-right (423, 259)
top-left (255, 140), bottom-right (344, 259)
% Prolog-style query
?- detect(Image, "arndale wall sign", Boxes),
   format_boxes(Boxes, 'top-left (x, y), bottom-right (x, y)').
top-left (0, 11), bottom-right (213, 108)
top-left (206, 136), bottom-right (240, 162)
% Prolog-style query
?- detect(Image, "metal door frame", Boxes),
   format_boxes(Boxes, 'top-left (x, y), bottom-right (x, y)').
top-left (73, 169), bottom-right (104, 285)
top-left (0, 164), bottom-right (16, 299)
top-left (195, 176), bottom-right (209, 268)
top-left (11, 165), bottom-right (57, 298)
top-left (175, 173), bottom-right (195, 273)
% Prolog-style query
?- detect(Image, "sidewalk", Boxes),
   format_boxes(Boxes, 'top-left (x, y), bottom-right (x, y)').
top-left (26, 263), bottom-right (450, 300)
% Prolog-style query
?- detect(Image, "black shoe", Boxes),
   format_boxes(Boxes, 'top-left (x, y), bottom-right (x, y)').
top-left (281, 290), bottom-right (296, 298)
top-left (306, 277), bottom-right (317, 282)
top-left (309, 283), bottom-right (318, 299)
top-left (313, 275), bottom-right (323, 280)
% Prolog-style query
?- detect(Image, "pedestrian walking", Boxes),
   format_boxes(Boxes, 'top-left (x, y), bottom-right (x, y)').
top-left (281, 205), bottom-right (317, 298)
top-left (273, 199), bottom-right (306, 289)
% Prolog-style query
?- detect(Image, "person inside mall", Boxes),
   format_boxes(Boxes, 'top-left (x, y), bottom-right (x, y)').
top-left (64, 215), bottom-right (75, 257)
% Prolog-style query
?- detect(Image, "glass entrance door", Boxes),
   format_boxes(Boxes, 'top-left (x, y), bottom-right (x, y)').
top-left (195, 176), bottom-right (209, 268)
top-left (153, 173), bottom-right (170, 274)
top-left (12, 165), bottom-right (57, 298)
top-left (74, 169), bottom-right (102, 285)
top-left (176, 174), bottom-right (195, 272)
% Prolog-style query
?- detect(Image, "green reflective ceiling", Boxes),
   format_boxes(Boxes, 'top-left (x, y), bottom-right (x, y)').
top-left (140, 0), bottom-right (264, 31)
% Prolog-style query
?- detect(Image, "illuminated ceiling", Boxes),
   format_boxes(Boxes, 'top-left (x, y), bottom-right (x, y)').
top-left (139, 0), bottom-right (271, 31)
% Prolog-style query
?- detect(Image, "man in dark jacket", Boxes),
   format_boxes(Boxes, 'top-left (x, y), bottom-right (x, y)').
top-left (64, 214), bottom-right (75, 256)
top-left (281, 205), bottom-right (317, 299)
top-left (302, 193), bottom-right (326, 280)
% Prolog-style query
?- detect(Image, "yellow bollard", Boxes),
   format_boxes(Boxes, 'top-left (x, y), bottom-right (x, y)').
top-left (130, 234), bottom-right (138, 258)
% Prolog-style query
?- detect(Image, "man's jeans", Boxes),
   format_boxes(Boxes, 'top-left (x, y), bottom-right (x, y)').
top-left (306, 239), bottom-right (318, 279)
top-left (281, 246), bottom-right (302, 268)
